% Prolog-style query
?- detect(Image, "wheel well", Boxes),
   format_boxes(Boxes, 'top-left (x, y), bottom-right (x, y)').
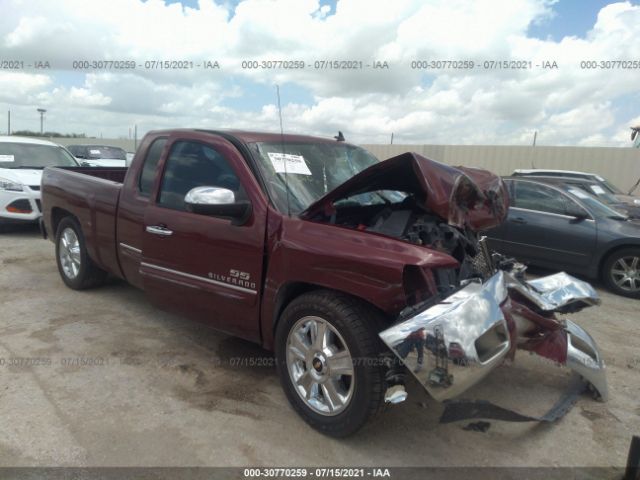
top-left (271, 281), bottom-right (390, 334)
top-left (598, 244), bottom-right (640, 278)
top-left (51, 207), bottom-right (76, 236)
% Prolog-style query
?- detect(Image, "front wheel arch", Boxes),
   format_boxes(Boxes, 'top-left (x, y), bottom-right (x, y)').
top-left (271, 282), bottom-right (390, 339)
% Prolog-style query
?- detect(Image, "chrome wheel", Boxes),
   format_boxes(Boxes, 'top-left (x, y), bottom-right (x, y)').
top-left (611, 255), bottom-right (640, 292)
top-left (286, 316), bottom-right (355, 416)
top-left (59, 227), bottom-right (81, 279)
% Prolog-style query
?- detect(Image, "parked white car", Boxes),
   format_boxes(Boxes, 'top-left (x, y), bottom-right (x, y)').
top-left (67, 144), bottom-right (128, 167)
top-left (0, 136), bottom-right (78, 229)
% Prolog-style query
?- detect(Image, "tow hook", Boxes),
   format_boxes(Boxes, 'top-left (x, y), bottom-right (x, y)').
top-left (384, 385), bottom-right (408, 404)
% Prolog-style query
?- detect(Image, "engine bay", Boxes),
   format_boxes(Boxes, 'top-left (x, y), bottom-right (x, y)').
top-left (320, 195), bottom-right (488, 282)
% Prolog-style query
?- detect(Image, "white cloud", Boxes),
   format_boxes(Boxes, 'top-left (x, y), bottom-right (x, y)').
top-left (0, 0), bottom-right (639, 146)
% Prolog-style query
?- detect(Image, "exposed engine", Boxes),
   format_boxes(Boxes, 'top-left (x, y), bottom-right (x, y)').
top-left (325, 196), bottom-right (491, 286)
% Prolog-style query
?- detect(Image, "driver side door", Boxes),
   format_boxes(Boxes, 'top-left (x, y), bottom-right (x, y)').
top-left (140, 134), bottom-right (267, 342)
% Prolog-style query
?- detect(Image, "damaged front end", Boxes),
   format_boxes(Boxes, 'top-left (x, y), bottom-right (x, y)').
top-left (379, 262), bottom-right (607, 406)
top-left (303, 151), bottom-right (607, 412)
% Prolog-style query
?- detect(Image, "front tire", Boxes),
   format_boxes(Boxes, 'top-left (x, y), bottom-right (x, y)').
top-left (55, 217), bottom-right (107, 290)
top-left (275, 290), bottom-right (385, 437)
top-left (602, 248), bottom-right (640, 299)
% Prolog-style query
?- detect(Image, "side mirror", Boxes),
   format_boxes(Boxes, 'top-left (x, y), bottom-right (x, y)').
top-left (566, 205), bottom-right (588, 220)
top-left (184, 186), bottom-right (251, 225)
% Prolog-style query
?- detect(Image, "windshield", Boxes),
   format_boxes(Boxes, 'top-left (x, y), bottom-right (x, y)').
top-left (567, 187), bottom-right (627, 219)
top-left (251, 141), bottom-right (379, 213)
top-left (85, 146), bottom-right (126, 160)
top-left (0, 142), bottom-right (78, 168)
top-left (583, 184), bottom-right (619, 204)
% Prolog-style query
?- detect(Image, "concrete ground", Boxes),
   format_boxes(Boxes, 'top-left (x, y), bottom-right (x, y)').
top-left (0, 225), bottom-right (638, 467)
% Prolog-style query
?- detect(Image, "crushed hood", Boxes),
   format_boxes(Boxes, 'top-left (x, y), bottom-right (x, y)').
top-left (302, 152), bottom-right (509, 231)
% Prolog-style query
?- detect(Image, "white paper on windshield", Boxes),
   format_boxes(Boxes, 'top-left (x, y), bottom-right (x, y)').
top-left (0, 155), bottom-right (15, 162)
top-left (267, 152), bottom-right (311, 175)
top-left (590, 185), bottom-right (606, 195)
top-left (89, 149), bottom-right (101, 155)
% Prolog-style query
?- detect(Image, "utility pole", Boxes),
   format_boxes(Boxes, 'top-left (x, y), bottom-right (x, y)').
top-left (134, 125), bottom-right (138, 150)
top-left (390, 132), bottom-right (394, 144)
top-left (37, 108), bottom-right (47, 135)
top-left (7, 110), bottom-right (10, 135)
top-left (532, 130), bottom-right (537, 146)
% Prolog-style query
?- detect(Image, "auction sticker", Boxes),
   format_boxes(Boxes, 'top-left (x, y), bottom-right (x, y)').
top-left (267, 152), bottom-right (311, 175)
top-left (89, 149), bottom-right (101, 155)
top-left (0, 155), bottom-right (15, 162)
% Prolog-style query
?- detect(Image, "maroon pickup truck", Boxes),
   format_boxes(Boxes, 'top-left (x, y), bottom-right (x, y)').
top-left (41, 129), bottom-right (607, 436)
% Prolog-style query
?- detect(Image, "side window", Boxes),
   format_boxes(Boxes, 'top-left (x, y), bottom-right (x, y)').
top-left (512, 181), bottom-right (567, 215)
top-left (158, 140), bottom-right (244, 211)
top-left (138, 138), bottom-right (167, 196)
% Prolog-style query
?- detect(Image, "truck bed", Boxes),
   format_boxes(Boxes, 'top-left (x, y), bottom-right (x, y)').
top-left (41, 166), bottom-right (127, 278)
top-left (55, 166), bottom-right (128, 183)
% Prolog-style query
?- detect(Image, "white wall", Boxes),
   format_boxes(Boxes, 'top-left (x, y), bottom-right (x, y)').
top-left (363, 144), bottom-right (640, 193)
top-left (27, 135), bottom-right (640, 193)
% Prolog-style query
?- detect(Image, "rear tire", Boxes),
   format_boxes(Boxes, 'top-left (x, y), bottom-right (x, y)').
top-left (602, 248), bottom-right (640, 299)
top-left (55, 217), bottom-right (107, 290)
top-left (275, 290), bottom-right (386, 437)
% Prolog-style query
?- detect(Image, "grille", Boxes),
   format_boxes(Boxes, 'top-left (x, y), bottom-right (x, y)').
top-left (471, 237), bottom-right (496, 279)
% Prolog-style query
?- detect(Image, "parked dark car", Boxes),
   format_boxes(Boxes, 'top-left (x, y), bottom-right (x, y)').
top-left (67, 144), bottom-right (127, 167)
top-left (486, 176), bottom-right (640, 298)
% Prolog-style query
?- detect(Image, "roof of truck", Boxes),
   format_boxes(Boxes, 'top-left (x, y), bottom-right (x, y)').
top-left (0, 136), bottom-right (61, 146)
top-left (146, 128), bottom-right (349, 145)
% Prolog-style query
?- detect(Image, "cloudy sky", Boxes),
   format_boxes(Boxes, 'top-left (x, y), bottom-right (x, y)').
top-left (1, 0), bottom-right (639, 145)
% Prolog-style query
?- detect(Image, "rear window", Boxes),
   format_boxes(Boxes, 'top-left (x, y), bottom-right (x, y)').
top-left (138, 138), bottom-right (167, 196)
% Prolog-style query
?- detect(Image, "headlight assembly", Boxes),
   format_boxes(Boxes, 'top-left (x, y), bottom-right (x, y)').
top-left (0, 177), bottom-right (24, 192)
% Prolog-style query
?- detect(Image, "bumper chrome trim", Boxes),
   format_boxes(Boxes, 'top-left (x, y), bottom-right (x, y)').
top-left (380, 269), bottom-right (608, 404)
top-left (379, 271), bottom-right (510, 402)
top-left (507, 271), bottom-right (601, 311)
top-left (565, 319), bottom-right (608, 401)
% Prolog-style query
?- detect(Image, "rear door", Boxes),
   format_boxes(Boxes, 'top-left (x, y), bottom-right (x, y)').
top-left (140, 133), bottom-right (267, 342)
top-left (499, 180), bottom-right (597, 271)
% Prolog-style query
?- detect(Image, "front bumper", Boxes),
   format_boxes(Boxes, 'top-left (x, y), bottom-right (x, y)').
top-left (379, 270), bottom-right (608, 402)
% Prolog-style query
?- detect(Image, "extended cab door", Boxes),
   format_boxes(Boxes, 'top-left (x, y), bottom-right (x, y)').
top-left (116, 135), bottom-right (168, 289)
top-left (139, 133), bottom-right (268, 342)
top-left (498, 179), bottom-right (597, 271)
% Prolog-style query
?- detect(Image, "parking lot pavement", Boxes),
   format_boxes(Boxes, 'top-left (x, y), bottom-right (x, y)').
top-left (0, 226), bottom-right (638, 467)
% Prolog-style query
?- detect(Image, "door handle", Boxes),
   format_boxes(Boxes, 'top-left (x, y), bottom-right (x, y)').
top-left (511, 217), bottom-right (527, 224)
top-left (146, 225), bottom-right (173, 236)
